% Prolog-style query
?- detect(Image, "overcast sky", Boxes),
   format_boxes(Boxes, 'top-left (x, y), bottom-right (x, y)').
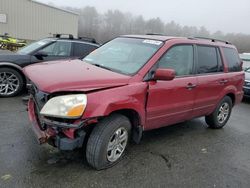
top-left (38, 0), bottom-right (250, 34)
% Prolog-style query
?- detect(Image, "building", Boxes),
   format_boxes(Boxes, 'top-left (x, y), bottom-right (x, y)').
top-left (0, 0), bottom-right (78, 40)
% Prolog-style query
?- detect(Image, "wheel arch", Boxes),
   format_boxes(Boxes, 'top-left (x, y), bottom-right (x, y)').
top-left (225, 93), bottom-right (235, 106)
top-left (0, 63), bottom-right (26, 84)
top-left (219, 85), bottom-right (238, 107)
top-left (109, 109), bottom-right (141, 128)
top-left (108, 108), bottom-right (143, 144)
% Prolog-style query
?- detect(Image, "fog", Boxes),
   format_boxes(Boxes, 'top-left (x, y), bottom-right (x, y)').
top-left (38, 0), bottom-right (250, 34)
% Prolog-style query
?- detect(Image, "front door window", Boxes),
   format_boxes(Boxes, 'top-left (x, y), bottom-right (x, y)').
top-left (40, 41), bottom-right (72, 57)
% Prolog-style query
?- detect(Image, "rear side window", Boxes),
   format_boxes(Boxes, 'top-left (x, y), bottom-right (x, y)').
top-left (73, 43), bottom-right (98, 57)
top-left (222, 47), bottom-right (241, 72)
top-left (197, 45), bottom-right (222, 74)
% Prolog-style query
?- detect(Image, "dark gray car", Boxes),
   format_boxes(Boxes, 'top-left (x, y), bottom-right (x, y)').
top-left (0, 35), bottom-right (99, 97)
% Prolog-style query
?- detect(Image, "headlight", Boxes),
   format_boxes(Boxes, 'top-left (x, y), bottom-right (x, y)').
top-left (40, 94), bottom-right (87, 119)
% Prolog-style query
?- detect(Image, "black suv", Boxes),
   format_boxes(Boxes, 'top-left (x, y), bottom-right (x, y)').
top-left (0, 34), bottom-right (99, 97)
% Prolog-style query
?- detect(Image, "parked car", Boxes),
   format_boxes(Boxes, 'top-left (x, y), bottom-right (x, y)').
top-left (24, 35), bottom-right (244, 170)
top-left (0, 34), bottom-right (99, 97)
top-left (239, 53), bottom-right (250, 70)
top-left (244, 67), bottom-right (250, 97)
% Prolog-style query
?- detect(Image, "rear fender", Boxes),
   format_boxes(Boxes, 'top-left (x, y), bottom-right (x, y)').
top-left (214, 85), bottom-right (241, 111)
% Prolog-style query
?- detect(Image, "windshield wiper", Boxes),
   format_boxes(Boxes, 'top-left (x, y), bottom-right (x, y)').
top-left (84, 61), bottom-right (129, 75)
top-left (92, 63), bottom-right (113, 71)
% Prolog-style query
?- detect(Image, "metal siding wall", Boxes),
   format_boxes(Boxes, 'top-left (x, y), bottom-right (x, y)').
top-left (0, 0), bottom-right (78, 40)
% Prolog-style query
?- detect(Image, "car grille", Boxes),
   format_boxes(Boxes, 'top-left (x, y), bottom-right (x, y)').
top-left (27, 83), bottom-right (49, 110)
top-left (27, 83), bottom-right (50, 130)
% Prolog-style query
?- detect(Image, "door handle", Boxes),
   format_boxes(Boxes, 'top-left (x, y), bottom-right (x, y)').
top-left (186, 83), bottom-right (197, 90)
top-left (219, 79), bottom-right (228, 84)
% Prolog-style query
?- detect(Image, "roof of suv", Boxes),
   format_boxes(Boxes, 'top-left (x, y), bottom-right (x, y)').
top-left (122, 34), bottom-right (234, 48)
top-left (122, 34), bottom-right (181, 41)
top-left (49, 37), bottom-right (100, 46)
top-left (47, 34), bottom-right (100, 46)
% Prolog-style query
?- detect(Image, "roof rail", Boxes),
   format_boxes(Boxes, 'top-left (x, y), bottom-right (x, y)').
top-left (191, 36), bottom-right (231, 44)
top-left (78, 36), bottom-right (97, 44)
top-left (146, 33), bottom-right (164, 36)
top-left (53, 34), bottom-right (74, 39)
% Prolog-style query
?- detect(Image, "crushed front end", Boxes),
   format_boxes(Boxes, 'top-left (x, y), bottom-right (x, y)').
top-left (27, 83), bottom-right (91, 150)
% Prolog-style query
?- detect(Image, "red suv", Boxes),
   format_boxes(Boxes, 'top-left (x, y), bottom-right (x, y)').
top-left (24, 35), bottom-right (244, 170)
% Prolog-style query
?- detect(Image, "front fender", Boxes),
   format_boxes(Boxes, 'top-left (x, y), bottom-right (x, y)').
top-left (83, 82), bottom-right (148, 127)
top-left (0, 62), bottom-right (23, 70)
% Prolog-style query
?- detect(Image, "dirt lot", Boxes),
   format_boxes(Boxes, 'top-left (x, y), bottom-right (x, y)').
top-left (0, 96), bottom-right (250, 188)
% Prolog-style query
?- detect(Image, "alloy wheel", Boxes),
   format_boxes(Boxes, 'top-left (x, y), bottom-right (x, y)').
top-left (107, 127), bottom-right (128, 162)
top-left (0, 72), bottom-right (20, 96)
top-left (217, 102), bottom-right (230, 124)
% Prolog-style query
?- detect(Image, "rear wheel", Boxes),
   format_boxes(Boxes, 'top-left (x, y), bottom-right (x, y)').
top-left (205, 96), bottom-right (232, 129)
top-left (0, 68), bottom-right (24, 97)
top-left (86, 114), bottom-right (131, 170)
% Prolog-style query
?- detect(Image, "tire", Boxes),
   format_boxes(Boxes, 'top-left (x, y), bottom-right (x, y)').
top-left (205, 96), bottom-right (233, 129)
top-left (86, 114), bottom-right (131, 170)
top-left (0, 67), bottom-right (24, 97)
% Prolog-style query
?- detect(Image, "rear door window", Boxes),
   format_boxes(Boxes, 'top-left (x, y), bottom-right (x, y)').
top-left (197, 45), bottom-right (222, 74)
top-left (73, 43), bottom-right (98, 57)
top-left (222, 47), bottom-right (241, 72)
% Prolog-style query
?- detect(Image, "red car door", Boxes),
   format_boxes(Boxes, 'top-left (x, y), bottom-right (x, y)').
top-left (192, 45), bottom-right (226, 117)
top-left (145, 44), bottom-right (197, 130)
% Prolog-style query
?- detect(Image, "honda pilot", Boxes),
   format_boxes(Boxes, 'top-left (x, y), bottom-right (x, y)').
top-left (24, 35), bottom-right (244, 170)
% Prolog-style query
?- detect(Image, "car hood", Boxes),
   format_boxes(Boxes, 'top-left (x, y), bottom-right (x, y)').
top-left (23, 59), bottom-right (131, 93)
top-left (0, 50), bottom-right (14, 55)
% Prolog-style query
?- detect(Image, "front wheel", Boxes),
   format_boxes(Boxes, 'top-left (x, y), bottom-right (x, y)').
top-left (205, 96), bottom-right (233, 129)
top-left (0, 68), bottom-right (24, 97)
top-left (86, 114), bottom-right (131, 170)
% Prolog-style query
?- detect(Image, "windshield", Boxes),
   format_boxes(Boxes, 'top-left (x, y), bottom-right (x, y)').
top-left (83, 37), bottom-right (163, 75)
top-left (246, 68), bottom-right (250, 73)
top-left (17, 39), bottom-right (53, 55)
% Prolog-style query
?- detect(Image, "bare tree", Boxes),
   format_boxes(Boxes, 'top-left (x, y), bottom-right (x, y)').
top-left (64, 6), bottom-right (250, 52)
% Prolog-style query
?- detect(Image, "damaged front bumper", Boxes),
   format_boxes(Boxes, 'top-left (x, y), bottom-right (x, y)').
top-left (27, 98), bottom-right (87, 150)
top-left (28, 99), bottom-right (48, 144)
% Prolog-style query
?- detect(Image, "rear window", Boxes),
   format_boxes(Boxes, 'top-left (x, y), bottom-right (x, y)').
top-left (73, 43), bottom-right (98, 57)
top-left (222, 47), bottom-right (241, 72)
top-left (197, 45), bottom-right (222, 74)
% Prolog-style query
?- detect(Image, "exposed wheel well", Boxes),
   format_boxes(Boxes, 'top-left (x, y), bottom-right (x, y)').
top-left (226, 93), bottom-right (235, 106)
top-left (109, 109), bottom-right (143, 143)
top-left (110, 109), bottom-right (141, 128)
top-left (0, 65), bottom-right (26, 85)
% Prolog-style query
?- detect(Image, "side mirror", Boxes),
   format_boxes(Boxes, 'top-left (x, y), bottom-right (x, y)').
top-left (153, 68), bottom-right (176, 81)
top-left (34, 51), bottom-right (48, 60)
